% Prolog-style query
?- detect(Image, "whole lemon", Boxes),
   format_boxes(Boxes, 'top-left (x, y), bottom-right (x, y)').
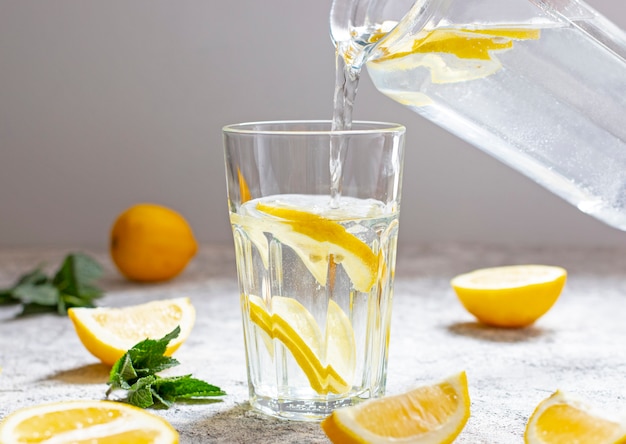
top-left (110, 203), bottom-right (198, 282)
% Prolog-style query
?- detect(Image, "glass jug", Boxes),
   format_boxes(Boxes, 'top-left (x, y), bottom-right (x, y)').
top-left (330, 0), bottom-right (626, 231)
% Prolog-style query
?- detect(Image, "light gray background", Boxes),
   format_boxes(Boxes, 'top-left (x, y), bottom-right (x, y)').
top-left (1, 0), bottom-right (625, 249)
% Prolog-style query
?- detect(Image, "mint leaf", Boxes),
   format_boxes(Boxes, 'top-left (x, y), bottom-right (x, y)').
top-left (108, 354), bottom-right (137, 391)
top-left (151, 389), bottom-right (175, 409)
top-left (0, 291), bottom-right (14, 305)
top-left (0, 253), bottom-right (104, 316)
top-left (126, 329), bottom-right (181, 376)
top-left (12, 283), bottom-right (59, 306)
top-left (53, 253), bottom-right (103, 313)
top-left (53, 254), bottom-right (102, 293)
top-left (1, 268), bottom-right (49, 305)
top-left (107, 326), bottom-right (225, 409)
top-left (16, 268), bottom-right (48, 286)
top-left (154, 375), bottom-right (226, 399)
top-left (127, 375), bottom-right (158, 409)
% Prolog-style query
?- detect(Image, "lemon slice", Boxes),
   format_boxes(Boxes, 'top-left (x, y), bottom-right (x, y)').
top-left (376, 28), bottom-right (540, 61)
top-left (525, 390), bottom-right (626, 444)
top-left (325, 298), bottom-right (357, 386)
top-left (248, 295), bottom-right (355, 395)
top-left (68, 297), bottom-right (195, 366)
top-left (237, 167), bottom-right (252, 203)
top-left (0, 400), bottom-right (179, 443)
top-left (451, 265), bottom-right (566, 328)
top-left (256, 203), bottom-right (379, 293)
top-left (321, 371), bottom-right (470, 443)
top-left (370, 51), bottom-right (504, 84)
top-left (230, 212), bottom-right (332, 282)
top-left (230, 212), bottom-right (272, 269)
top-left (372, 27), bottom-right (540, 84)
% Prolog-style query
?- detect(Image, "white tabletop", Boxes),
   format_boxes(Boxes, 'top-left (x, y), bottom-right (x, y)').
top-left (1, 243), bottom-right (625, 443)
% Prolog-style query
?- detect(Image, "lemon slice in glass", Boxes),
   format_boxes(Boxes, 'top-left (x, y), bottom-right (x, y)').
top-left (248, 295), bottom-right (356, 395)
top-left (256, 203), bottom-right (379, 293)
top-left (325, 299), bottom-right (357, 388)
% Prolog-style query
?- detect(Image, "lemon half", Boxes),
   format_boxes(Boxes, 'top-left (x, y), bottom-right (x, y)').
top-left (451, 265), bottom-right (566, 328)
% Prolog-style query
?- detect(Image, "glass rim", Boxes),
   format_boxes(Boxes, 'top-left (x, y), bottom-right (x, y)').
top-left (222, 120), bottom-right (406, 136)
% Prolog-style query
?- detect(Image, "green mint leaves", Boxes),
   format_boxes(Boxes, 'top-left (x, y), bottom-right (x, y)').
top-left (0, 253), bottom-right (103, 315)
top-left (107, 326), bottom-right (225, 409)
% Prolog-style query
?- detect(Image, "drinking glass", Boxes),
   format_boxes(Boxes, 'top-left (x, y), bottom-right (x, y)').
top-left (223, 120), bottom-right (405, 421)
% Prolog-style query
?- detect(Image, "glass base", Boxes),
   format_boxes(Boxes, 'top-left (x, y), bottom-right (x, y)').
top-left (249, 392), bottom-right (370, 422)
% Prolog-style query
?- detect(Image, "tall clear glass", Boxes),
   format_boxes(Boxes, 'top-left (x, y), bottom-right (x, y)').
top-left (223, 121), bottom-right (405, 421)
top-left (331, 0), bottom-right (626, 231)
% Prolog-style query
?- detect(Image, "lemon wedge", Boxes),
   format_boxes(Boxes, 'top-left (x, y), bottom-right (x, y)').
top-left (256, 203), bottom-right (379, 293)
top-left (451, 265), bottom-right (566, 328)
top-left (0, 400), bottom-right (179, 443)
top-left (249, 295), bottom-right (356, 395)
top-left (68, 297), bottom-right (195, 366)
top-left (321, 371), bottom-right (470, 443)
top-left (525, 390), bottom-right (626, 444)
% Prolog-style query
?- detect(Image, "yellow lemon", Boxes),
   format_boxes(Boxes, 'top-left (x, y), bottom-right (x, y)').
top-left (525, 390), bottom-right (626, 444)
top-left (68, 297), bottom-right (195, 366)
top-left (249, 295), bottom-right (356, 395)
top-left (110, 203), bottom-right (197, 282)
top-left (0, 400), bottom-right (179, 443)
top-left (451, 265), bottom-right (567, 328)
top-left (321, 371), bottom-right (470, 444)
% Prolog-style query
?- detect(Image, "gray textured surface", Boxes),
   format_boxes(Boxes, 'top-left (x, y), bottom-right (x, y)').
top-left (1, 244), bottom-right (626, 443)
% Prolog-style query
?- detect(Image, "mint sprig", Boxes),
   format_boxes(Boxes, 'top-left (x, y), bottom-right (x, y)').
top-left (0, 253), bottom-right (103, 315)
top-left (106, 326), bottom-right (225, 409)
